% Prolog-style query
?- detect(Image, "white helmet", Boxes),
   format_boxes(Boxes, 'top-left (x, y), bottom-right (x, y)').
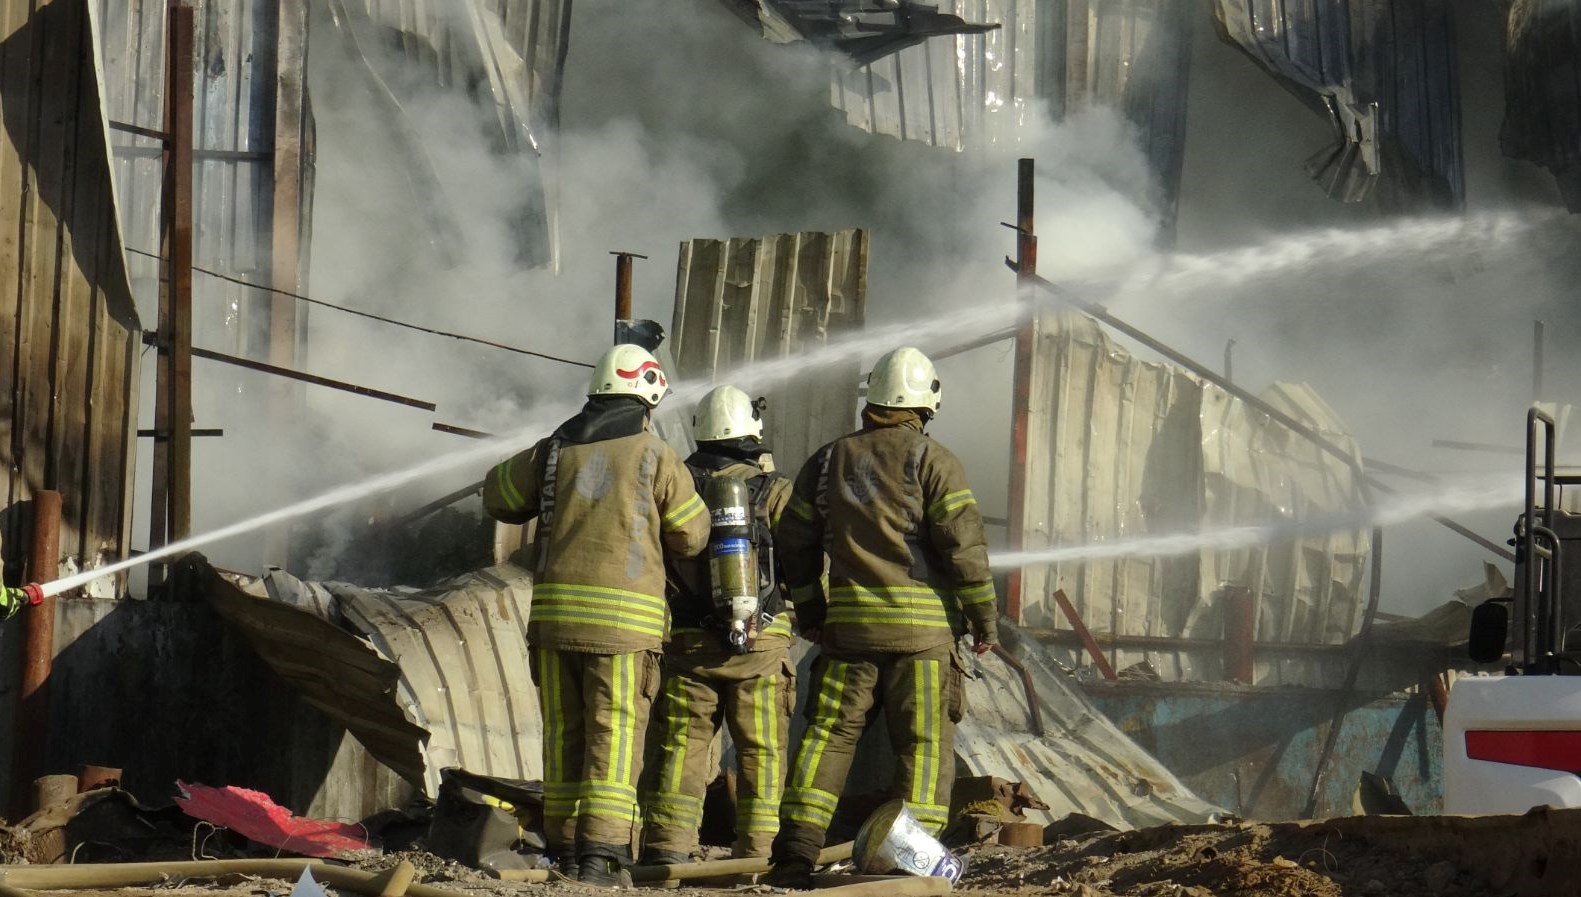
top-left (693, 385), bottom-right (763, 442)
top-left (588, 344), bottom-right (670, 407)
top-left (868, 346), bottom-right (941, 413)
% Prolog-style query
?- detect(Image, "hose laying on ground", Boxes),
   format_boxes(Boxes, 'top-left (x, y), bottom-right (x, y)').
top-left (0, 859), bottom-right (464, 897)
top-left (493, 840), bottom-right (856, 883)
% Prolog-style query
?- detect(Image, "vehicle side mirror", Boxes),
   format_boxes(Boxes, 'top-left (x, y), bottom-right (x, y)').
top-left (1468, 599), bottom-right (1510, 664)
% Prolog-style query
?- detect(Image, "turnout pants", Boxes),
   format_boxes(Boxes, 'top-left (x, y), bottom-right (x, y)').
top-left (533, 648), bottom-right (660, 857)
top-left (641, 644), bottom-right (796, 857)
top-left (773, 642), bottom-right (963, 866)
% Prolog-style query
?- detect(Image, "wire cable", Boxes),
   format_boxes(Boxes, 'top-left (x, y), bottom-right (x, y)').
top-left (126, 247), bottom-right (594, 368)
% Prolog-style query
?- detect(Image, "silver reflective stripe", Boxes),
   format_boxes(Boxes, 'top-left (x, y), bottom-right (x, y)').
top-left (537, 438), bottom-right (562, 576)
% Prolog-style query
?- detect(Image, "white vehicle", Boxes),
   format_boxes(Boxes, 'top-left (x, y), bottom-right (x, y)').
top-left (1443, 408), bottom-right (1581, 813)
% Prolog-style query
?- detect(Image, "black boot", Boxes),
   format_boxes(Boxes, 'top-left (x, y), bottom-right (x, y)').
top-left (553, 852), bottom-right (579, 882)
top-left (638, 848), bottom-right (691, 868)
top-left (578, 842), bottom-right (632, 889)
top-left (762, 858), bottom-right (814, 890)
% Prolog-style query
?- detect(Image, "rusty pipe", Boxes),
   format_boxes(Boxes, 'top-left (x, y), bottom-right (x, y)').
top-left (13, 490), bottom-right (61, 817)
top-left (989, 644), bottom-right (1044, 736)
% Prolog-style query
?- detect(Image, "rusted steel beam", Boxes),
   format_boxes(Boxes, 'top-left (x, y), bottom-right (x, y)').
top-left (12, 490), bottom-right (62, 817)
top-left (431, 422), bottom-right (492, 439)
top-left (1305, 526), bottom-right (1386, 818)
top-left (138, 428), bottom-right (223, 439)
top-left (142, 335), bottom-right (436, 410)
top-left (1005, 159), bottom-right (1037, 623)
top-left (168, 2), bottom-right (195, 545)
top-left (1427, 672), bottom-right (1450, 723)
top-left (989, 645), bottom-right (1044, 736)
top-left (610, 251), bottom-right (647, 342)
top-left (1222, 584), bottom-right (1257, 684)
top-left (1026, 273), bottom-right (1514, 564)
top-left (1033, 628), bottom-right (1355, 656)
top-left (929, 326), bottom-right (1016, 361)
top-left (107, 119), bottom-right (168, 141)
top-left (1052, 588), bottom-right (1116, 681)
top-left (391, 481), bottom-right (484, 529)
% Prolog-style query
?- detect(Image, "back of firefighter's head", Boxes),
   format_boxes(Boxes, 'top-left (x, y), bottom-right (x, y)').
top-left (867, 346), bottom-right (941, 415)
top-left (589, 344), bottom-right (669, 407)
top-left (693, 385), bottom-right (764, 443)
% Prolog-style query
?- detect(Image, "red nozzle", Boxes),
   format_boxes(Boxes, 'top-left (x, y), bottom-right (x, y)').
top-left (21, 583), bottom-right (44, 606)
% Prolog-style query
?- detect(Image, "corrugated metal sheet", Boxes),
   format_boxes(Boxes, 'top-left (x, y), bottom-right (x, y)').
top-left (1083, 680), bottom-right (1442, 820)
top-left (1014, 311), bottom-right (1370, 686)
top-left (670, 229), bottom-right (868, 475)
top-left (0, 581), bottom-right (413, 818)
top-left (1501, 0), bottom-right (1581, 211)
top-left (1212, 0), bottom-right (1464, 210)
top-left (956, 627), bottom-right (1222, 828)
top-left (811, 0), bottom-right (1193, 214)
top-left (95, 0), bottom-right (310, 358)
top-left (0, 0), bottom-right (142, 577)
top-left (210, 562), bottom-right (541, 796)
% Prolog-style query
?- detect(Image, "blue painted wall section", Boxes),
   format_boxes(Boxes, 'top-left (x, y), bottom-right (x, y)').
top-left (1082, 681), bottom-right (1441, 820)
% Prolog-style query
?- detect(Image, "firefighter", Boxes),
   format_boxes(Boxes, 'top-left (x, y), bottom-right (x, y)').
top-left (639, 385), bottom-right (795, 864)
top-left (483, 344), bottom-right (710, 887)
top-left (766, 346), bottom-right (998, 888)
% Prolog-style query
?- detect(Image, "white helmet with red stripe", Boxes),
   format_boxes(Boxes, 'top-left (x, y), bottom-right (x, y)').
top-left (589, 343), bottom-right (670, 407)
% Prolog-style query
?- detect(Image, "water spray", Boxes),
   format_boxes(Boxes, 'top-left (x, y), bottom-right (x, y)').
top-left (38, 295), bottom-right (1032, 599)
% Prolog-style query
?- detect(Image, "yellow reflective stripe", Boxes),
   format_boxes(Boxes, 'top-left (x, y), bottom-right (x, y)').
top-left (910, 802), bottom-right (950, 834)
top-left (782, 801), bottom-right (835, 828)
top-left (762, 615), bottom-right (794, 638)
top-left (927, 489), bottom-right (975, 518)
top-left (787, 494), bottom-right (814, 521)
top-left (662, 675), bottom-right (690, 794)
top-left (826, 608), bottom-right (956, 628)
top-left (910, 660), bottom-right (942, 806)
top-left (530, 607), bottom-right (666, 637)
top-left (829, 584), bottom-right (947, 602)
top-left (580, 796), bottom-right (640, 819)
top-left (792, 662), bottom-right (847, 793)
top-left (663, 494), bottom-right (706, 531)
top-left (492, 459), bottom-right (528, 512)
top-left (612, 654), bottom-right (637, 788)
top-left (957, 582), bottom-right (996, 606)
top-left (757, 674), bottom-right (780, 804)
top-left (537, 583), bottom-right (669, 612)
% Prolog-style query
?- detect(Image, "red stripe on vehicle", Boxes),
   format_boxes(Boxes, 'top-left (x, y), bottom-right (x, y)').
top-left (1465, 730), bottom-right (1581, 773)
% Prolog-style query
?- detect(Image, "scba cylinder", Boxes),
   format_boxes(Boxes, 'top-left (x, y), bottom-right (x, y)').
top-left (703, 475), bottom-right (758, 652)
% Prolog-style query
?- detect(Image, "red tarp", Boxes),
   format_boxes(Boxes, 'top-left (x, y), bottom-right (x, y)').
top-left (175, 781), bottom-right (370, 858)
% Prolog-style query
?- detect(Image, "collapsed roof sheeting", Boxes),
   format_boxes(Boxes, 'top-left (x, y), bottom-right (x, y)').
top-left (1212, 0), bottom-right (1464, 210)
top-left (670, 229), bottom-right (869, 476)
top-left (722, 0), bottom-right (999, 66)
top-left (957, 624), bottom-right (1223, 828)
top-left (729, 0), bottom-right (1194, 219)
top-left (337, 0), bottom-right (571, 267)
top-left (206, 562), bottom-right (541, 795)
top-left (1502, 0), bottom-right (1581, 211)
top-left (1012, 311), bottom-right (1371, 686)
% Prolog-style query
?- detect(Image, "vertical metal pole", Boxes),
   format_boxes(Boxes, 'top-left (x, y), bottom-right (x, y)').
top-left (168, 2), bottom-right (194, 546)
top-left (610, 251), bottom-right (647, 344)
top-left (12, 490), bottom-right (61, 817)
top-left (1533, 319), bottom-right (1545, 403)
top-left (1223, 338), bottom-right (1235, 383)
top-left (266, 0), bottom-right (308, 569)
top-left (1005, 159), bottom-right (1036, 622)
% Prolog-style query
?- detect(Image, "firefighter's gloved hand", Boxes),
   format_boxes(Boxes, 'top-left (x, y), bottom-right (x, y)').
top-left (1, 586), bottom-right (38, 619)
top-left (972, 636), bottom-right (995, 655)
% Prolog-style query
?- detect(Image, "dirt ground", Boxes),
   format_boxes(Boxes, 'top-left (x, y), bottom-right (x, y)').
top-left (8, 813), bottom-right (1577, 897)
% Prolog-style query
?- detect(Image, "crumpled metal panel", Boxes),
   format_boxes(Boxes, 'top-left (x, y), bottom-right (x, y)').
top-left (956, 623), bottom-right (1223, 828)
top-left (669, 229), bottom-right (868, 476)
top-left (814, 0), bottom-right (1193, 214)
top-left (347, 0), bottom-right (568, 266)
top-left (1502, 0), bottom-right (1581, 210)
top-left (1213, 0), bottom-right (1463, 209)
top-left (210, 563), bottom-right (541, 795)
top-left (1015, 311), bottom-right (1371, 686)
